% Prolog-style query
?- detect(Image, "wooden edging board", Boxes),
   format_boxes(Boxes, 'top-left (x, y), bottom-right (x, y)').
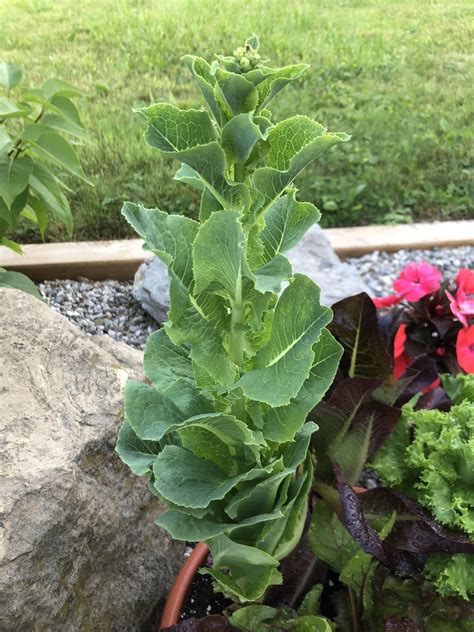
top-left (0, 220), bottom-right (472, 281)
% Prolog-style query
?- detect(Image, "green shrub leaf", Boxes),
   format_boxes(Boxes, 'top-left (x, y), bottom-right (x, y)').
top-left (0, 155), bottom-right (32, 208)
top-left (0, 61), bottom-right (22, 89)
top-left (22, 125), bottom-right (92, 183)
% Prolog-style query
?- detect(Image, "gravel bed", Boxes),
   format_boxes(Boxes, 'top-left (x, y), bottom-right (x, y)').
top-left (38, 246), bottom-right (473, 350)
top-left (38, 278), bottom-right (158, 350)
top-left (345, 245), bottom-right (473, 296)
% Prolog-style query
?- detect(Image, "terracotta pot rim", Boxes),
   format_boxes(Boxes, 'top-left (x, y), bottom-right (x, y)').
top-left (160, 542), bottom-right (209, 629)
top-left (159, 486), bottom-right (367, 629)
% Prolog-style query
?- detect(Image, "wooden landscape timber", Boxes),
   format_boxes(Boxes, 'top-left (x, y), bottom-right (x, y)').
top-left (1, 220), bottom-right (472, 281)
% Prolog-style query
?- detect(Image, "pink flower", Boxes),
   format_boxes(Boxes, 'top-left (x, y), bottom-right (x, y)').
top-left (457, 268), bottom-right (474, 294)
top-left (447, 269), bottom-right (474, 328)
top-left (372, 294), bottom-right (402, 308)
top-left (393, 261), bottom-right (441, 302)
top-left (456, 326), bottom-right (474, 373)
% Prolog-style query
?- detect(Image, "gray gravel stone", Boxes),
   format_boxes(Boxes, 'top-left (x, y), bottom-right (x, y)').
top-left (38, 277), bottom-right (158, 350)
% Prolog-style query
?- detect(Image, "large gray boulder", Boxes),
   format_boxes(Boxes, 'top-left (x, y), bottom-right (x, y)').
top-left (0, 289), bottom-right (182, 632)
top-left (133, 224), bottom-right (370, 323)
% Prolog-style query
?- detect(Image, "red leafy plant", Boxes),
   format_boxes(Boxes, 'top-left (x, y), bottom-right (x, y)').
top-left (374, 262), bottom-right (474, 375)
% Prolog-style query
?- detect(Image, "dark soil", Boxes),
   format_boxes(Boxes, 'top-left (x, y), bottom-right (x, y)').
top-left (181, 573), bottom-right (231, 621)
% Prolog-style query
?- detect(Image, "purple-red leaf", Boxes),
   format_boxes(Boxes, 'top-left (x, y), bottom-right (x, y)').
top-left (414, 386), bottom-right (451, 411)
top-left (329, 293), bottom-right (393, 381)
top-left (264, 535), bottom-right (328, 610)
top-left (394, 354), bottom-right (439, 407)
top-left (311, 379), bottom-right (401, 483)
top-left (334, 479), bottom-right (474, 579)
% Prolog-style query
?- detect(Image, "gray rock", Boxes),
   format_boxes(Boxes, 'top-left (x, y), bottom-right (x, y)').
top-left (0, 289), bottom-right (182, 632)
top-left (285, 224), bottom-right (370, 306)
top-left (132, 225), bottom-right (371, 322)
top-left (132, 256), bottom-right (170, 324)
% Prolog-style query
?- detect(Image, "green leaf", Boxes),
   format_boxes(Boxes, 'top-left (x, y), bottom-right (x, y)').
top-left (199, 186), bottom-right (223, 222)
top-left (173, 163), bottom-right (204, 191)
top-left (258, 459), bottom-right (313, 560)
top-left (0, 155), bottom-right (33, 208)
top-left (0, 127), bottom-right (12, 154)
top-left (121, 202), bottom-right (198, 288)
top-left (193, 209), bottom-right (249, 299)
top-left (9, 186), bottom-right (29, 223)
top-left (166, 273), bottom-right (237, 387)
top-left (152, 445), bottom-right (265, 509)
top-left (298, 584), bottom-right (324, 617)
top-left (263, 329), bottom-right (342, 442)
top-left (177, 412), bottom-right (264, 471)
top-left (236, 274), bottom-right (332, 406)
top-left (308, 500), bottom-right (360, 574)
top-left (0, 96), bottom-right (30, 118)
top-left (225, 462), bottom-right (292, 521)
top-left (203, 534), bottom-right (281, 601)
top-left (0, 267), bottom-right (43, 300)
top-left (49, 94), bottom-right (84, 125)
top-left (424, 554), bottom-right (474, 601)
top-left (143, 329), bottom-right (194, 389)
top-left (181, 55), bottom-right (222, 125)
top-left (139, 103), bottom-right (246, 208)
top-left (40, 78), bottom-right (87, 99)
top-left (0, 61), bottom-right (22, 89)
top-left (156, 509), bottom-right (283, 541)
top-left (42, 113), bottom-right (88, 141)
top-left (221, 112), bottom-right (266, 163)
top-left (115, 419), bottom-right (161, 476)
top-left (1, 236), bottom-right (23, 253)
top-left (26, 197), bottom-right (49, 239)
top-left (230, 604), bottom-right (282, 631)
top-left (256, 64), bottom-right (309, 110)
top-left (140, 103), bottom-right (217, 151)
top-left (253, 116), bottom-right (349, 209)
top-left (161, 379), bottom-right (213, 419)
top-left (214, 68), bottom-right (258, 118)
top-left (260, 193), bottom-right (321, 262)
top-left (28, 162), bottom-right (72, 233)
top-left (22, 125), bottom-right (91, 183)
top-left (124, 380), bottom-right (185, 441)
top-left (253, 254), bottom-right (292, 294)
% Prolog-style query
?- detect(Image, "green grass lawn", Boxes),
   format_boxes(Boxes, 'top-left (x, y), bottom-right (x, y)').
top-left (1, 0), bottom-right (473, 242)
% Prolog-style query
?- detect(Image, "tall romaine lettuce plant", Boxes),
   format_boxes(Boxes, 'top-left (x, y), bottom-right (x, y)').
top-left (116, 35), bottom-right (349, 602)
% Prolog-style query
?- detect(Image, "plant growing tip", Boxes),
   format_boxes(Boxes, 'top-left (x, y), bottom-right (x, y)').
top-left (116, 35), bottom-right (349, 602)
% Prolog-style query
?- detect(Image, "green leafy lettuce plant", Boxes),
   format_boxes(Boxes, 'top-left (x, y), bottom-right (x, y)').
top-left (371, 372), bottom-right (474, 600)
top-left (0, 60), bottom-right (90, 297)
top-left (115, 35), bottom-right (350, 602)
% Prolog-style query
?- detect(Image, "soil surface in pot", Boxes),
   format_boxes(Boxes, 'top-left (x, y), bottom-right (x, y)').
top-left (181, 573), bottom-right (231, 620)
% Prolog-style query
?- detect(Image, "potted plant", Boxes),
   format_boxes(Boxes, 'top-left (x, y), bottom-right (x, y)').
top-left (161, 299), bottom-right (474, 630)
top-left (114, 36), bottom-right (474, 629)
